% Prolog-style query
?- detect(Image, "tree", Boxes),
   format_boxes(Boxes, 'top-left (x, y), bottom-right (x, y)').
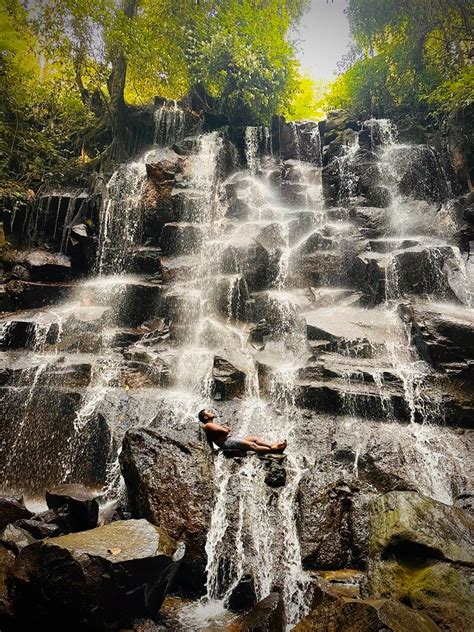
top-left (325, 0), bottom-right (473, 119)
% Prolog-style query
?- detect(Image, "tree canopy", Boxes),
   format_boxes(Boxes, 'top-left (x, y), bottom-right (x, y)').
top-left (324, 0), bottom-right (473, 122)
top-left (0, 0), bottom-right (311, 192)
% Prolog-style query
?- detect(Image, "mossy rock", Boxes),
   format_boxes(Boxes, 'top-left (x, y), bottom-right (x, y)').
top-left (294, 593), bottom-right (440, 632)
top-left (366, 559), bottom-right (474, 631)
top-left (369, 491), bottom-right (474, 565)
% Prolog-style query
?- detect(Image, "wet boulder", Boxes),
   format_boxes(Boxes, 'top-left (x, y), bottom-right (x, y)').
top-left (0, 524), bottom-right (36, 554)
top-left (131, 247), bottom-right (162, 274)
top-left (292, 251), bottom-right (347, 287)
top-left (0, 544), bottom-right (15, 622)
top-left (369, 491), bottom-right (474, 566)
top-left (398, 302), bottom-right (474, 375)
top-left (209, 274), bottom-right (249, 320)
top-left (5, 280), bottom-right (73, 309)
top-left (1, 249), bottom-right (71, 282)
top-left (298, 477), bottom-right (370, 569)
top-left (352, 206), bottom-right (388, 238)
top-left (264, 463), bottom-right (287, 488)
top-left (233, 592), bottom-right (285, 631)
top-left (365, 492), bottom-right (474, 631)
top-left (396, 146), bottom-right (448, 202)
top-left (120, 426), bottom-right (214, 594)
top-left (12, 519), bottom-right (60, 540)
top-left (68, 224), bottom-right (96, 276)
top-left (347, 253), bottom-right (387, 304)
top-left (159, 222), bottom-right (203, 255)
top-left (213, 355), bottom-right (247, 399)
top-left (46, 484), bottom-right (101, 531)
top-left (386, 245), bottom-right (466, 301)
top-left (221, 237), bottom-right (279, 292)
top-left (10, 519), bottom-right (184, 630)
top-left (227, 574), bottom-right (257, 611)
top-left (294, 587), bottom-right (440, 632)
top-left (0, 497), bottom-right (32, 531)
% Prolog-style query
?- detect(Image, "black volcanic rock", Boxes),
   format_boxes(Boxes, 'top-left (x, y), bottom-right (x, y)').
top-left (10, 519), bottom-right (184, 630)
top-left (0, 498), bottom-right (32, 532)
top-left (120, 426), bottom-right (214, 594)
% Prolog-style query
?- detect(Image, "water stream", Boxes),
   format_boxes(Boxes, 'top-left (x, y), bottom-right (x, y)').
top-left (0, 111), bottom-right (472, 630)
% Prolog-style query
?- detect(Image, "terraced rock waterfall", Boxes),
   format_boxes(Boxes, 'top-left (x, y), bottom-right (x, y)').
top-left (0, 107), bottom-right (473, 631)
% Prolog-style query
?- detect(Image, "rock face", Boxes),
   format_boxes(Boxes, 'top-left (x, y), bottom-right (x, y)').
top-left (298, 479), bottom-right (370, 570)
top-left (10, 519), bottom-right (184, 630)
top-left (46, 484), bottom-right (101, 531)
top-left (213, 354), bottom-right (247, 399)
top-left (365, 492), bottom-right (474, 631)
top-left (233, 592), bottom-right (286, 631)
top-left (294, 588), bottom-right (441, 632)
top-left (120, 427), bottom-right (214, 594)
top-left (0, 497), bottom-right (32, 531)
top-left (1, 249), bottom-right (71, 282)
top-left (369, 491), bottom-right (474, 564)
top-left (399, 302), bottom-right (474, 374)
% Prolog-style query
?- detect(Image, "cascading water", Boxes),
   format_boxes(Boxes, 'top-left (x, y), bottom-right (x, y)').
top-left (154, 100), bottom-right (186, 147)
top-left (97, 154), bottom-right (150, 274)
top-left (1, 100), bottom-right (472, 631)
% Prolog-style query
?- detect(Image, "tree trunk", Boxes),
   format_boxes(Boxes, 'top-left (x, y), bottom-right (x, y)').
top-left (107, 0), bottom-right (140, 160)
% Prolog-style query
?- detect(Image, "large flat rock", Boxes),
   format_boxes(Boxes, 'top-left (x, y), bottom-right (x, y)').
top-left (369, 491), bottom-right (474, 565)
top-left (10, 519), bottom-right (184, 629)
top-left (304, 306), bottom-right (401, 346)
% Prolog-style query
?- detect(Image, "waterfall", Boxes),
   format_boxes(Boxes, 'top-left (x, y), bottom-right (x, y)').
top-left (97, 153), bottom-right (151, 274)
top-left (173, 131), bottom-right (322, 629)
top-left (1, 103), bottom-right (472, 631)
top-left (244, 126), bottom-right (271, 173)
top-left (154, 100), bottom-right (186, 146)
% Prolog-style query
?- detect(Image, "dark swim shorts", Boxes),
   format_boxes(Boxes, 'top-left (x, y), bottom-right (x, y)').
top-left (221, 436), bottom-right (248, 451)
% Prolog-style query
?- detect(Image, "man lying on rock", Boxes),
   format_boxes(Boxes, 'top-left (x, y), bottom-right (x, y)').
top-left (198, 409), bottom-right (287, 454)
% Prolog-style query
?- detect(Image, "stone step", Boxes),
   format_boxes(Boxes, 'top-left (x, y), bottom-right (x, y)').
top-left (4, 280), bottom-right (74, 311)
top-left (299, 351), bottom-right (402, 385)
top-left (290, 251), bottom-right (346, 287)
top-left (160, 255), bottom-right (199, 283)
top-left (367, 238), bottom-right (421, 253)
top-left (309, 287), bottom-right (364, 308)
top-left (296, 377), bottom-right (411, 421)
top-left (159, 222), bottom-right (205, 255)
top-left (303, 306), bottom-right (402, 347)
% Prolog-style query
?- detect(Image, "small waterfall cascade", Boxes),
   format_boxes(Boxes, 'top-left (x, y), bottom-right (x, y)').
top-left (97, 154), bottom-right (150, 274)
top-left (1, 105), bottom-right (472, 631)
top-left (154, 99), bottom-right (186, 147)
top-left (244, 126), bottom-right (272, 173)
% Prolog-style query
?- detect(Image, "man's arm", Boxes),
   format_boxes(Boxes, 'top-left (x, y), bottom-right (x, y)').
top-left (205, 433), bottom-right (218, 453)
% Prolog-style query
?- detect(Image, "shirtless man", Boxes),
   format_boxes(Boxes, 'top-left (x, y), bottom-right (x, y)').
top-left (198, 409), bottom-right (287, 454)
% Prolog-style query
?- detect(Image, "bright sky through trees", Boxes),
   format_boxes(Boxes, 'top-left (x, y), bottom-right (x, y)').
top-left (295, 0), bottom-right (351, 79)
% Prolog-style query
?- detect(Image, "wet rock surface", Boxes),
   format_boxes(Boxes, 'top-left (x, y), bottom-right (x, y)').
top-left (46, 483), bottom-right (101, 531)
top-left (233, 592), bottom-right (285, 631)
top-left (0, 497), bottom-right (32, 531)
top-left (120, 426), bottom-right (214, 594)
top-left (1, 111), bottom-right (473, 632)
top-left (294, 587), bottom-right (441, 632)
top-left (9, 519), bottom-right (184, 630)
top-left (365, 491), bottom-right (474, 631)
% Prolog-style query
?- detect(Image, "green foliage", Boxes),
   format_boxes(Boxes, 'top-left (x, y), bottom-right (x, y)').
top-left (326, 0), bottom-right (473, 121)
top-left (1, 0), bottom-right (311, 192)
top-left (181, 0), bottom-right (309, 124)
top-left (0, 0), bottom-right (94, 194)
top-left (284, 73), bottom-right (326, 122)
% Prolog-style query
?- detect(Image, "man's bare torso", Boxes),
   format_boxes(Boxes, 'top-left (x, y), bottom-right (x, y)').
top-left (203, 421), bottom-right (230, 447)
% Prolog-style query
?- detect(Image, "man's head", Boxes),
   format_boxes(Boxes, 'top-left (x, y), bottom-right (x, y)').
top-left (198, 409), bottom-right (216, 424)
